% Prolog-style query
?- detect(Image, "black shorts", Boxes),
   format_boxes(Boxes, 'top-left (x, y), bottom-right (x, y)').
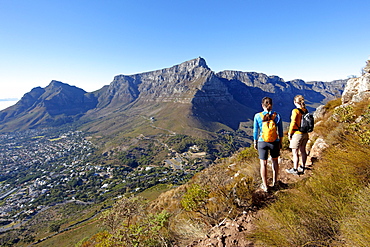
top-left (257, 141), bottom-right (280, 160)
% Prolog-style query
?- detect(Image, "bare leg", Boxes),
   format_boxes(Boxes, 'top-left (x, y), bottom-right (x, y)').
top-left (299, 145), bottom-right (307, 167)
top-left (272, 157), bottom-right (279, 186)
top-left (260, 159), bottom-right (268, 188)
top-left (292, 148), bottom-right (299, 169)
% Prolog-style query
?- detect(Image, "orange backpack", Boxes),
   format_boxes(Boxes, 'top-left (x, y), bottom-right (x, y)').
top-left (260, 112), bottom-right (278, 142)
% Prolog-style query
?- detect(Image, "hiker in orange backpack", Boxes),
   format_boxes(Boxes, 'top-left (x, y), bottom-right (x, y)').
top-left (253, 97), bottom-right (284, 192)
top-left (286, 95), bottom-right (310, 176)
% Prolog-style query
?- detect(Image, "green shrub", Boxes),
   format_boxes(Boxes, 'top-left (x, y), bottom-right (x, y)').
top-left (359, 130), bottom-right (370, 145)
top-left (84, 196), bottom-right (171, 246)
top-left (333, 105), bottom-right (355, 123)
top-left (181, 184), bottom-right (210, 217)
top-left (236, 146), bottom-right (258, 162)
top-left (347, 104), bottom-right (370, 145)
top-left (49, 222), bottom-right (62, 233)
top-left (281, 136), bottom-right (290, 150)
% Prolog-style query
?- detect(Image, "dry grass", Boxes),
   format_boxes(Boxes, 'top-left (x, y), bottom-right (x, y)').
top-left (133, 147), bottom-right (262, 245)
top-left (252, 138), bottom-right (370, 246)
top-left (250, 99), bottom-right (370, 246)
top-left (340, 186), bottom-right (370, 246)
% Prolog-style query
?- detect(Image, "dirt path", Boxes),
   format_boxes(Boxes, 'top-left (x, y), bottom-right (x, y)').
top-left (186, 149), bottom-right (316, 247)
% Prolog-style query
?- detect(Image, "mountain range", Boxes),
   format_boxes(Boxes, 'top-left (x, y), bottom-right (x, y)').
top-left (0, 57), bottom-right (347, 139)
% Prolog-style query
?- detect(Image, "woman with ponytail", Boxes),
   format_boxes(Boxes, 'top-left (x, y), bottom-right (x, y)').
top-left (286, 95), bottom-right (309, 175)
top-left (253, 97), bottom-right (284, 192)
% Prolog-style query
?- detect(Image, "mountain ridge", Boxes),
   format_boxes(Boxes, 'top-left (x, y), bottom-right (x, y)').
top-left (0, 58), bottom-right (347, 137)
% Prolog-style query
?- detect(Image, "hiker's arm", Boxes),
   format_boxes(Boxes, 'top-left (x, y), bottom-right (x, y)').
top-left (288, 109), bottom-right (298, 139)
top-left (278, 114), bottom-right (284, 148)
top-left (277, 114), bottom-right (284, 139)
top-left (253, 114), bottom-right (259, 149)
top-left (253, 114), bottom-right (259, 141)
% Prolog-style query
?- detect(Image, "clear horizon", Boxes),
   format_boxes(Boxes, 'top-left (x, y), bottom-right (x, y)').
top-left (1, 0), bottom-right (369, 102)
top-left (0, 100), bottom-right (17, 111)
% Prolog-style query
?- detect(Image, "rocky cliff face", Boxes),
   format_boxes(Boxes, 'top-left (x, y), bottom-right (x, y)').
top-left (342, 60), bottom-right (370, 104)
top-left (94, 58), bottom-right (346, 120)
top-left (95, 57), bottom-right (231, 108)
top-left (85, 58), bottom-right (247, 133)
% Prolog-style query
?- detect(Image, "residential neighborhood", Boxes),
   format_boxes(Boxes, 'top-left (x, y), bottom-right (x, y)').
top-left (0, 128), bottom-right (208, 232)
top-left (0, 129), bottom-right (98, 230)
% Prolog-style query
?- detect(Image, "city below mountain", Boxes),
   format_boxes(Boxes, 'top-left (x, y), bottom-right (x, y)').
top-left (1, 58), bottom-right (369, 246)
top-left (0, 57), bottom-right (347, 139)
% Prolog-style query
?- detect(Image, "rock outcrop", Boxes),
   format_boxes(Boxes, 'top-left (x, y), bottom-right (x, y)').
top-left (342, 60), bottom-right (370, 104)
top-left (186, 214), bottom-right (254, 247)
top-left (309, 137), bottom-right (329, 161)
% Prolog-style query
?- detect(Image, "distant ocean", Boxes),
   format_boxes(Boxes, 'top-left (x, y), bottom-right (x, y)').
top-left (0, 100), bottom-right (18, 111)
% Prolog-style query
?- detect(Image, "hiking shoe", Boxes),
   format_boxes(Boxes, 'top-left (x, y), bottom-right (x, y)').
top-left (272, 181), bottom-right (288, 191)
top-left (286, 168), bottom-right (299, 175)
top-left (298, 166), bottom-right (305, 173)
top-left (260, 183), bottom-right (268, 192)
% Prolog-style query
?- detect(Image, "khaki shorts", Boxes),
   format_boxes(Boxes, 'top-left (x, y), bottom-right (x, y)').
top-left (290, 133), bottom-right (309, 149)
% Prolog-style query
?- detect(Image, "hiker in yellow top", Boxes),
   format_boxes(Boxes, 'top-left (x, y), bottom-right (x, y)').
top-left (253, 97), bottom-right (284, 192)
top-left (286, 95), bottom-right (309, 175)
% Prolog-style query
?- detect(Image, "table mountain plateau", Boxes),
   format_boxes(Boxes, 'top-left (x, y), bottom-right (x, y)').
top-left (0, 57), bottom-right (347, 138)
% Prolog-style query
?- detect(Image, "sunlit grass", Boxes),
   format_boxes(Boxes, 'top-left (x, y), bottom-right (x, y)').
top-left (49, 137), bottom-right (63, 141)
top-left (32, 135), bottom-right (45, 139)
top-left (138, 183), bottom-right (175, 201)
top-left (250, 99), bottom-right (370, 246)
top-left (34, 220), bottom-right (102, 247)
top-left (340, 185), bottom-right (370, 246)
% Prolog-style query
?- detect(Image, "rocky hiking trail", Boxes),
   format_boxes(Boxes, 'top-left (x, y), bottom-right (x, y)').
top-left (185, 146), bottom-right (321, 247)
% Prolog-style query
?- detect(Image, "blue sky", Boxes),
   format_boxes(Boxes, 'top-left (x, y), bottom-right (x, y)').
top-left (1, 0), bottom-right (369, 106)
